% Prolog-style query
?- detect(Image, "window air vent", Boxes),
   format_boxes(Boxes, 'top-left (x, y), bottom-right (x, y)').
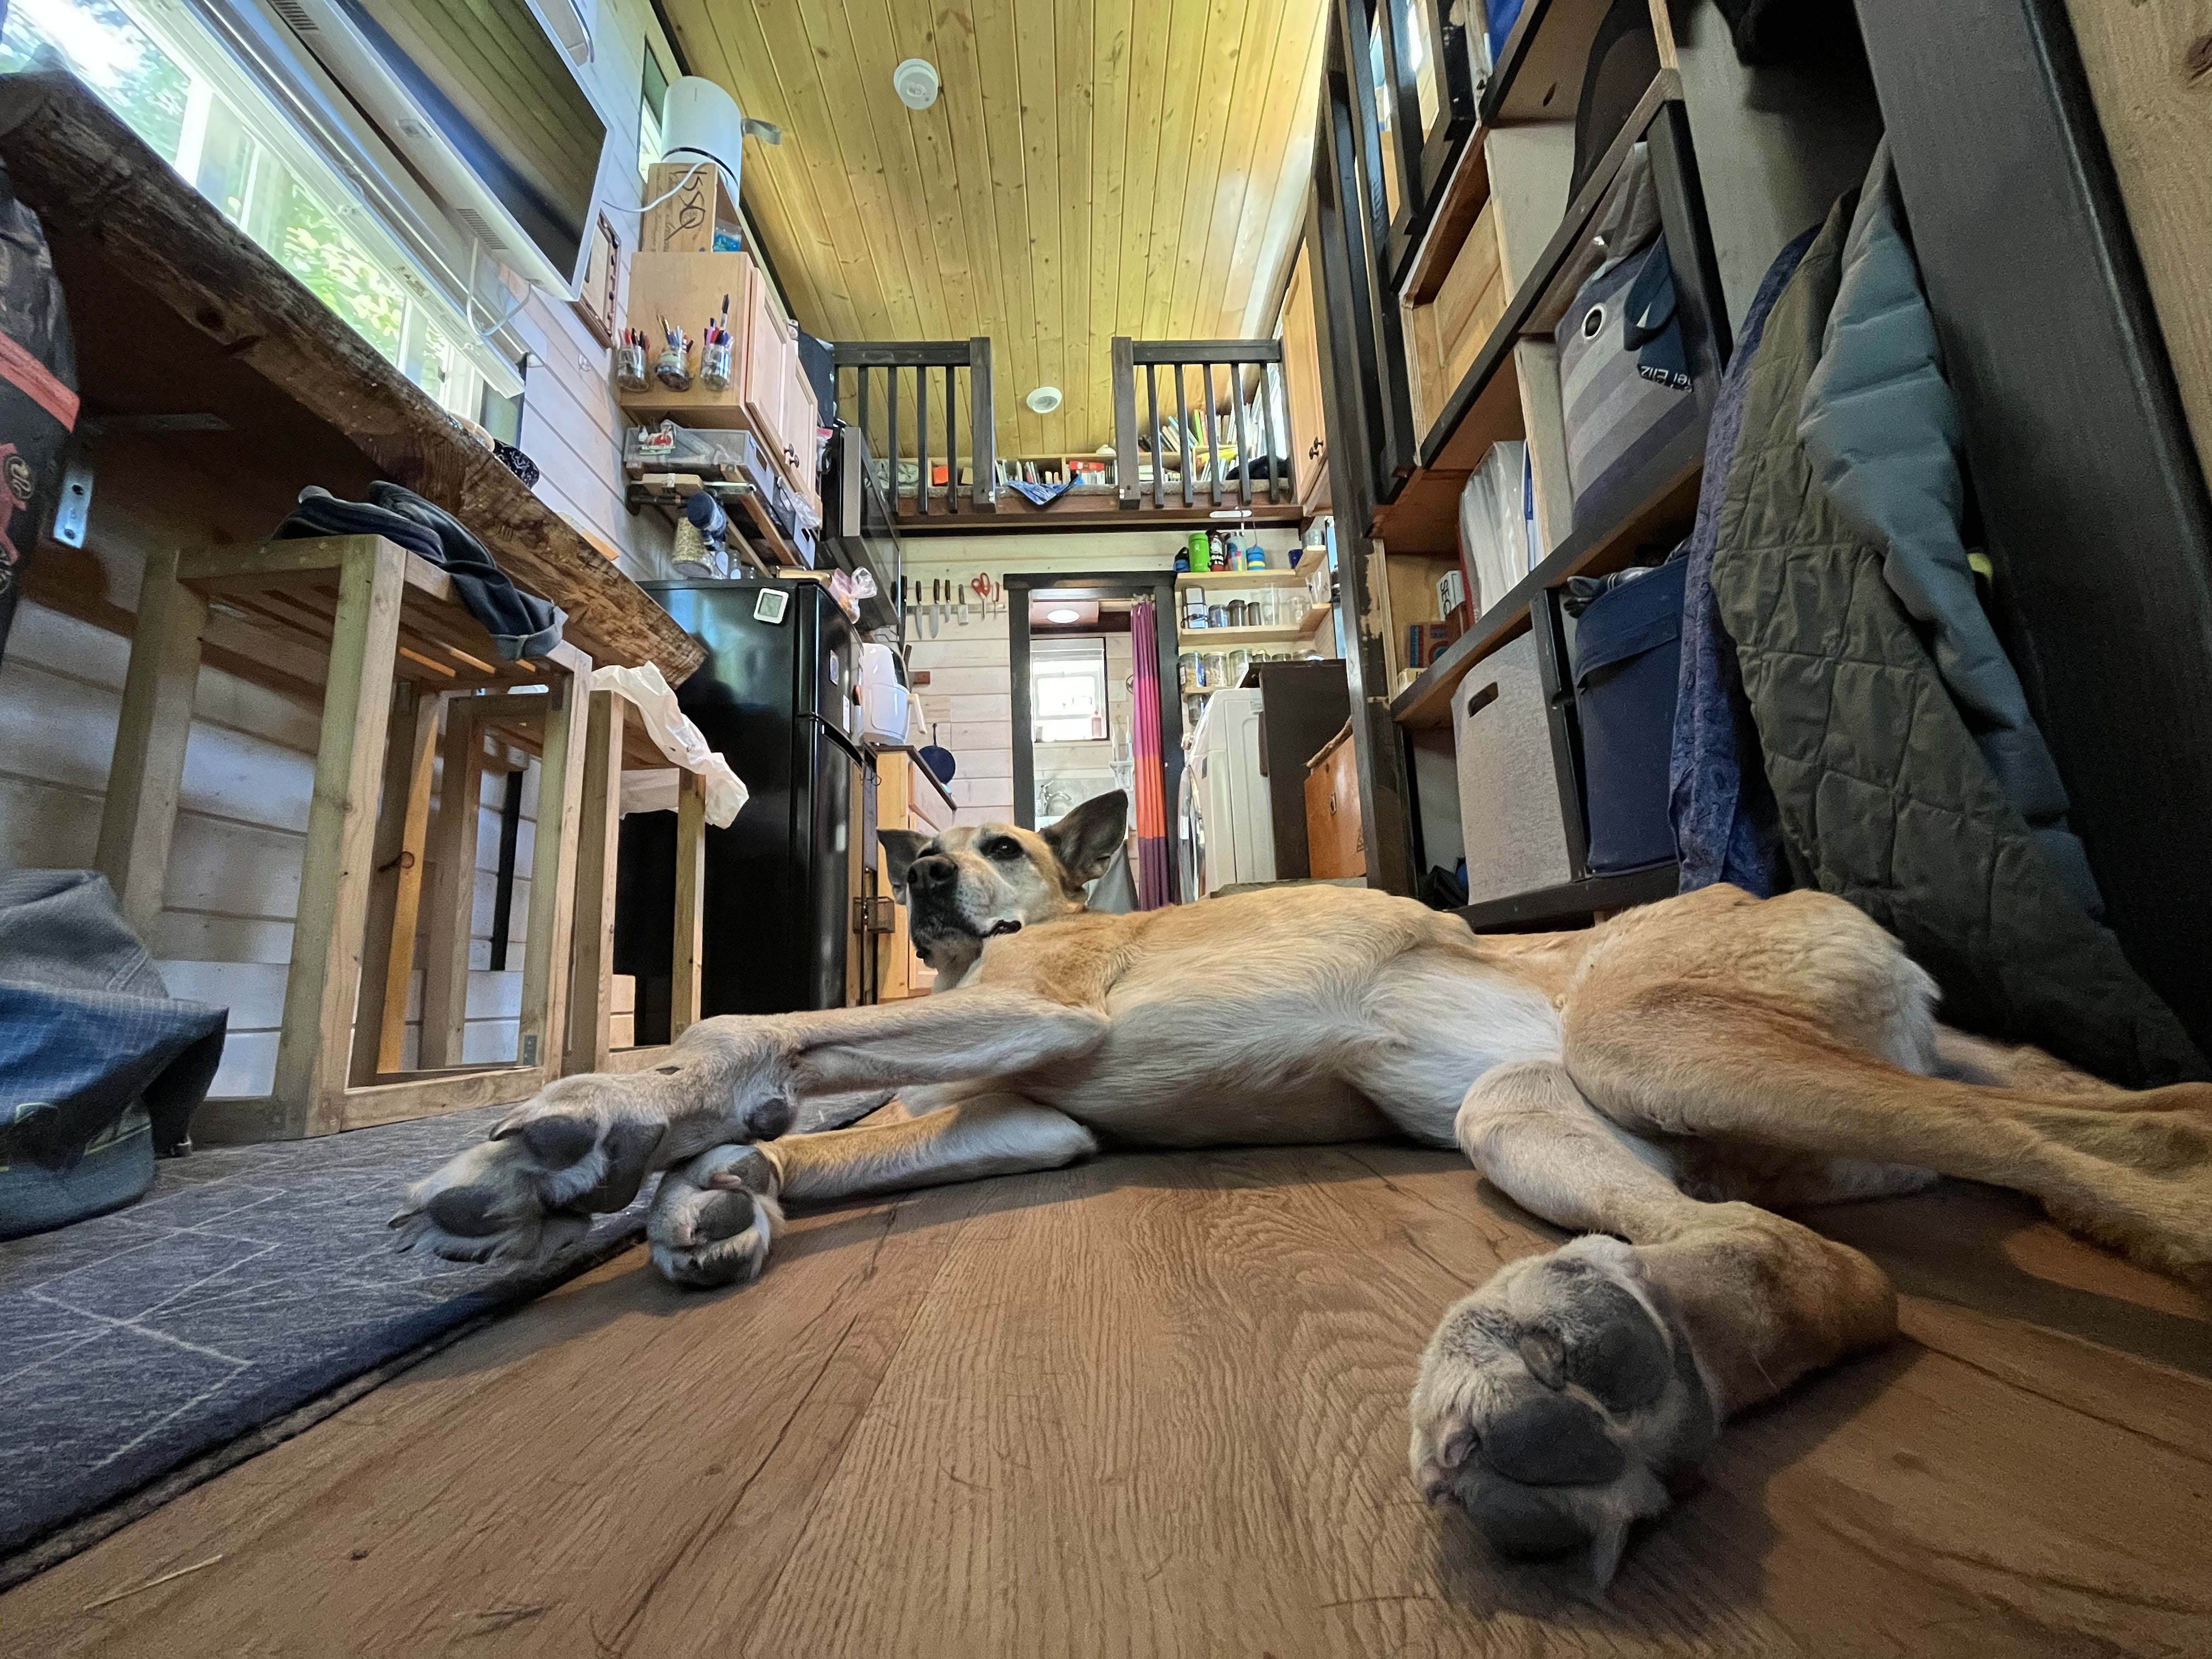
top-left (270, 0), bottom-right (318, 31)
top-left (454, 207), bottom-right (510, 253)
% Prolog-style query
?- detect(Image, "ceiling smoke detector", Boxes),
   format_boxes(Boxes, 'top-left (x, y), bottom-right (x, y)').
top-left (894, 58), bottom-right (941, 110)
top-left (1026, 385), bottom-right (1062, 414)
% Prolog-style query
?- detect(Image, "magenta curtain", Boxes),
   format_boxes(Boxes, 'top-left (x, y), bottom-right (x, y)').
top-left (1128, 598), bottom-right (1171, 907)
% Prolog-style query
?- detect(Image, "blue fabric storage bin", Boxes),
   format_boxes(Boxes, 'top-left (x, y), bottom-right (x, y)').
top-left (1573, 559), bottom-right (1689, 872)
top-left (1487, 0), bottom-right (1530, 60)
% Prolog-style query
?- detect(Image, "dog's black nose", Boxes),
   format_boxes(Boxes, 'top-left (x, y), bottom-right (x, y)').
top-left (909, 854), bottom-right (957, 891)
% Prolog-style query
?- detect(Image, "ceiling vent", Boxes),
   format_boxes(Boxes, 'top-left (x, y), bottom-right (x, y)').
top-left (270, 0), bottom-right (318, 30)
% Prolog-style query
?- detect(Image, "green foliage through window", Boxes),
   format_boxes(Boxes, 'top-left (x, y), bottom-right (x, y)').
top-left (275, 178), bottom-right (407, 360)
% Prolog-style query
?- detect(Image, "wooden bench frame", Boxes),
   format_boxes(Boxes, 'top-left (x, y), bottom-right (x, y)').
top-left (95, 534), bottom-right (591, 1141)
top-left (563, 688), bottom-right (707, 1077)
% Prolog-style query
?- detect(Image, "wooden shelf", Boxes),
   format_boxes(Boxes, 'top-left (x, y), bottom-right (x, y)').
top-left (1176, 622), bottom-right (1311, 647)
top-left (623, 476), bottom-right (788, 574)
top-left (1176, 568), bottom-right (1310, 589)
top-left (1391, 421), bottom-right (1706, 730)
top-left (1374, 72), bottom-right (1686, 565)
top-left (1457, 861), bottom-right (1680, 933)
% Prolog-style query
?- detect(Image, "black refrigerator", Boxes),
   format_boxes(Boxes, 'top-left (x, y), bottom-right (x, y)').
top-left (615, 580), bottom-right (866, 1033)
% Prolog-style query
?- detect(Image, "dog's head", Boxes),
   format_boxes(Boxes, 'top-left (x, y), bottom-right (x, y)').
top-left (879, 789), bottom-right (1128, 978)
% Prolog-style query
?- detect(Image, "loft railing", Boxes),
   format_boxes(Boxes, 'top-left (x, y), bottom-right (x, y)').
top-left (829, 338), bottom-right (998, 515)
top-left (1109, 337), bottom-right (1295, 511)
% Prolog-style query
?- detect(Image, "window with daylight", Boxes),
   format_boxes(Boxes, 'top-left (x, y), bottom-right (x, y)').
top-left (637, 47), bottom-right (668, 180)
top-left (0, 0), bottom-right (494, 419)
top-left (1032, 638), bottom-right (1111, 745)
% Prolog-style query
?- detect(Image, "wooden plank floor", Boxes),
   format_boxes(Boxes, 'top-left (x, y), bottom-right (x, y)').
top-left (5, 1146), bottom-right (2208, 1657)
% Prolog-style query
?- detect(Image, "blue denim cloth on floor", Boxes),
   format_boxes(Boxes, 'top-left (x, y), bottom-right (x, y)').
top-left (273, 483), bottom-right (567, 660)
top-left (1668, 226), bottom-right (1818, 897)
top-left (0, 871), bottom-right (225, 1238)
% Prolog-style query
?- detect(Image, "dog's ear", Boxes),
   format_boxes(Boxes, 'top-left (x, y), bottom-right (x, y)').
top-left (1040, 789), bottom-right (1128, 887)
top-left (878, 829), bottom-right (930, 902)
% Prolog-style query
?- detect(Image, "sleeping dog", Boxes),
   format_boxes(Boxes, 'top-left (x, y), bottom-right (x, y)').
top-left (393, 789), bottom-right (2212, 1579)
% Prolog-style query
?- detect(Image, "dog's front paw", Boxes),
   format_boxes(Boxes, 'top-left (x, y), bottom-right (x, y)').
top-left (1409, 1236), bottom-right (1716, 1583)
top-left (392, 1079), bottom-right (688, 1263)
top-left (391, 1030), bottom-right (797, 1266)
top-left (648, 1144), bottom-right (785, 1289)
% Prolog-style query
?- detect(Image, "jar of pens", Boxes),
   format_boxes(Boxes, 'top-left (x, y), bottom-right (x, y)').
top-left (701, 292), bottom-right (735, 392)
top-left (654, 317), bottom-right (693, 392)
top-left (614, 329), bottom-right (648, 393)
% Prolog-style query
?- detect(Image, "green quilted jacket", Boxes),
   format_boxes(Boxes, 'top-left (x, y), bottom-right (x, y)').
top-left (1709, 195), bottom-right (2204, 1087)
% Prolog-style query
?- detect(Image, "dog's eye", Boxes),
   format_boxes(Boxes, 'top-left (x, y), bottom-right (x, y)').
top-left (985, 837), bottom-right (1023, 861)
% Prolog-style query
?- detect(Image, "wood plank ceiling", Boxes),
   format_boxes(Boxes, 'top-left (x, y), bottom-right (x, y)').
top-left (659, 0), bottom-right (1331, 457)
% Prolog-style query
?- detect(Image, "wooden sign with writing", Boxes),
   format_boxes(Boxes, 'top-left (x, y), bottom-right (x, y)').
top-left (641, 160), bottom-right (738, 255)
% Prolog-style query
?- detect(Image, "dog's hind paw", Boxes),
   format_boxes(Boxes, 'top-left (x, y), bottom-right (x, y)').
top-left (648, 1144), bottom-right (785, 1289)
top-left (1409, 1235), bottom-right (1717, 1583)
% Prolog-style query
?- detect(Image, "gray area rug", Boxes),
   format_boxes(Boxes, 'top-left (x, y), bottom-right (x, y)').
top-left (0, 1105), bottom-right (646, 1559)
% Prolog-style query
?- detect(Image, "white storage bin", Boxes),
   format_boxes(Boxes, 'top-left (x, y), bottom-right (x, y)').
top-left (1452, 633), bottom-right (1573, 904)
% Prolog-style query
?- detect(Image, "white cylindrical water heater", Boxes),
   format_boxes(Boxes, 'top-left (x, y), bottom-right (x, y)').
top-left (662, 76), bottom-right (747, 198)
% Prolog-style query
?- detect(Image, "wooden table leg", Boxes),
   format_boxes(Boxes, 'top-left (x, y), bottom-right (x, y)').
top-left (516, 646), bottom-right (591, 1074)
top-left (672, 768), bottom-right (706, 1039)
top-left (348, 682), bottom-right (441, 1085)
top-left (419, 698), bottom-right (486, 1070)
top-left (270, 538), bottom-right (405, 1138)
top-left (563, 688), bottom-right (624, 1076)
top-left (94, 546), bottom-right (208, 937)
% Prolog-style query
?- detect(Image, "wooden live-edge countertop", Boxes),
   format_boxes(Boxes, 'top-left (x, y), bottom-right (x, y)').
top-left (0, 70), bottom-right (703, 682)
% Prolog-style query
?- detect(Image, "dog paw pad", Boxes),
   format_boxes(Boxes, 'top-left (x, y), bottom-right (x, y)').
top-left (1409, 1238), bottom-right (1716, 1581)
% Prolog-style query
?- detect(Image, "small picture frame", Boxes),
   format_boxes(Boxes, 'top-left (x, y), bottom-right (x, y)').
top-left (573, 212), bottom-right (620, 349)
top-left (753, 586), bottom-right (791, 624)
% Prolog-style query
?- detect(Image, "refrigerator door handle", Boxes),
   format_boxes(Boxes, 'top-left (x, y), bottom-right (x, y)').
top-left (804, 710), bottom-right (871, 771)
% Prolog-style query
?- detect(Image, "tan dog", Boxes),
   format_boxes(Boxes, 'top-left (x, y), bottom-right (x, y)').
top-left (393, 789), bottom-right (2212, 1579)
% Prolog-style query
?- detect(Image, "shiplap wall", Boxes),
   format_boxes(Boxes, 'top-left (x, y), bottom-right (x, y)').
top-left (511, 0), bottom-right (678, 580)
top-left (0, 595), bottom-right (548, 1099)
top-left (901, 531), bottom-right (1302, 825)
top-left (0, 0), bottom-right (696, 1102)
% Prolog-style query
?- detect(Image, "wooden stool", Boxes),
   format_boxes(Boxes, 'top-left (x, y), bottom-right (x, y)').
top-left (95, 534), bottom-right (591, 1141)
top-left (563, 688), bottom-right (707, 1076)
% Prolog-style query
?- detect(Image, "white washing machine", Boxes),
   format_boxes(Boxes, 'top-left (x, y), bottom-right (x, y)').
top-left (1187, 687), bottom-right (1277, 895)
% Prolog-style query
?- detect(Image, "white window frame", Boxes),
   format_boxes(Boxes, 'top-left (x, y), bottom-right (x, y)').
top-left (3, 0), bottom-right (527, 404)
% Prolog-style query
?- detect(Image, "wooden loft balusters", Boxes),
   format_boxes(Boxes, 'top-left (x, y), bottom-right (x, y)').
top-left (830, 338), bottom-right (998, 517)
top-left (1109, 337), bottom-right (1295, 513)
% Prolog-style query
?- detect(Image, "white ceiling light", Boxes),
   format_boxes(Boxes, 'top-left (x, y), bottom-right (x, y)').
top-left (1046, 607), bottom-right (1082, 624)
top-left (894, 58), bottom-right (941, 110)
top-left (1026, 385), bottom-right (1062, 413)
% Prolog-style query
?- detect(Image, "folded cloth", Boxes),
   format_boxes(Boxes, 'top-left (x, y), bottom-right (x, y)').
top-left (1668, 223), bottom-right (1815, 898)
top-left (590, 662), bottom-right (749, 826)
top-left (0, 871), bottom-right (226, 1239)
top-left (1007, 477), bottom-right (1073, 507)
top-left (493, 441), bottom-right (540, 487)
top-left (272, 485), bottom-right (566, 660)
